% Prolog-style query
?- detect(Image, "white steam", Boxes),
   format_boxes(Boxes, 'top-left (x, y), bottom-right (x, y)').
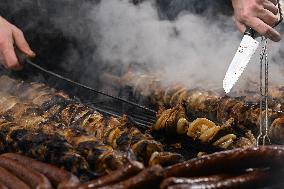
top-left (88, 0), bottom-right (284, 92)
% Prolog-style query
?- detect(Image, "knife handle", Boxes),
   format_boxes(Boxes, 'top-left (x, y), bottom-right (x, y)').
top-left (244, 28), bottom-right (258, 39)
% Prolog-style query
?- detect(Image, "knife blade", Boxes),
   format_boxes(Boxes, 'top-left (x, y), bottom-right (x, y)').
top-left (223, 28), bottom-right (259, 94)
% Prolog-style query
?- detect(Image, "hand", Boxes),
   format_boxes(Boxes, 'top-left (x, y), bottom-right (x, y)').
top-left (232, 0), bottom-right (281, 42)
top-left (0, 16), bottom-right (35, 70)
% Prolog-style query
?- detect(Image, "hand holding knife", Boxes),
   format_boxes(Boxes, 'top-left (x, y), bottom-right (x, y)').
top-left (223, 0), bottom-right (283, 94)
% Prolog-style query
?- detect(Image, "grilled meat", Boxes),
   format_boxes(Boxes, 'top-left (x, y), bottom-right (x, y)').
top-left (0, 118), bottom-right (92, 181)
top-left (153, 103), bottom-right (189, 135)
top-left (153, 104), bottom-right (256, 149)
top-left (120, 72), bottom-right (284, 143)
top-left (0, 76), bottom-right (183, 166)
top-left (1, 153), bottom-right (80, 189)
top-left (0, 153), bottom-right (81, 189)
top-left (0, 92), bottom-right (132, 175)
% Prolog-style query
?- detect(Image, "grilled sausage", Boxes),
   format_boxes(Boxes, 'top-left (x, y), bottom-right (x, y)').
top-left (160, 174), bottom-right (231, 189)
top-left (79, 161), bottom-right (144, 188)
top-left (166, 169), bottom-right (282, 189)
top-left (164, 146), bottom-right (284, 177)
top-left (0, 166), bottom-right (30, 189)
top-left (0, 182), bottom-right (8, 189)
top-left (0, 156), bottom-right (52, 189)
top-left (96, 165), bottom-right (164, 189)
top-left (1, 153), bottom-right (80, 189)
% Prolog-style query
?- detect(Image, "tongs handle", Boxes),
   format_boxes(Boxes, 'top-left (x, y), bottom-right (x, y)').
top-left (14, 47), bottom-right (33, 65)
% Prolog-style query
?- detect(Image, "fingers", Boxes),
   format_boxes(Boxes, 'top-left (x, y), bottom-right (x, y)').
top-left (0, 30), bottom-right (21, 70)
top-left (263, 1), bottom-right (279, 15)
top-left (268, 0), bottom-right (277, 5)
top-left (245, 16), bottom-right (281, 41)
top-left (11, 26), bottom-right (35, 58)
top-left (0, 16), bottom-right (35, 70)
top-left (235, 20), bottom-right (246, 33)
top-left (258, 8), bottom-right (279, 26)
top-left (0, 45), bottom-right (22, 70)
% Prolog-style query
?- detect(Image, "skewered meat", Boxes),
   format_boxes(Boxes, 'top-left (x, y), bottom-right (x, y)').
top-left (0, 118), bottom-right (94, 180)
top-left (120, 72), bottom-right (284, 142)
top-left (78, 161), bottom-right (144, 189)
top-left (0, 76), bottom-right (183, 166)
top-left (2, 153), bottom-right (80, 189)
top-left (153, 103), bottom-right (255, 149)
top-left (0, 93), bottom-right (131, 176)
top-left (269, 116), bottom-right (284, 144)
top-left (164, 146), bottom-right (284, 178)
top-left (153, 103), bottom-right (189, 135)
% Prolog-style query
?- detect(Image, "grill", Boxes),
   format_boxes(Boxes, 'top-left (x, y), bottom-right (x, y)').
top-left (1, 0), bottom-right (284, 188)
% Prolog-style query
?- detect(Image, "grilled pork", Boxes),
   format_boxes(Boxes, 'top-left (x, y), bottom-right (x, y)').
top-left (120, 72), bottom-right (284, 144)
top-left (0, 76), bottom-right (183, 166)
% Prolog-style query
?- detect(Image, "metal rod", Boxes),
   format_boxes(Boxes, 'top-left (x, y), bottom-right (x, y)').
top-left (25, 59), bottom-right (157, 114)
top-left (257, 38), bottom-right (265, 146)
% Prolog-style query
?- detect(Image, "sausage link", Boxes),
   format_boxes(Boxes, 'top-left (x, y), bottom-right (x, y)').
top-left (0, 182), bottom-right (8, 189)
top-left (167, 169), bottom-right (282, 189)
top-left (0, 156), bottom-right (52, 189)
top-left (1, 153), bottom-right (80, 189)
top-left (160, 174), bottom-right (231, 189)
top-left (97, 165), bottom-right (164, 189)
top-left (0, 166), bottom-right (30, 189)
top-left (79, 161), bottom-right (144, 188)
top-left (164, 146), bottom-right (284, 177)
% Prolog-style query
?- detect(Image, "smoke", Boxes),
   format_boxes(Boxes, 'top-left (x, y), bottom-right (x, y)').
top-left (2, 0), bottom-right (284, 94)
top-left (84, 0), bottom-right (284, 93)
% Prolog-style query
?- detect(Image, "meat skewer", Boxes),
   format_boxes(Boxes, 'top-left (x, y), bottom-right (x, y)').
top-left (153, 103), bottom-right (256, 149)
top-left (119, 72), bottom-right (284, 143)
top-left (0, 94), bottom-right (131, 176)
top-left (0, 76), bottom-right (183, 166)
top-left (0, 118), bottom-right (94, 181)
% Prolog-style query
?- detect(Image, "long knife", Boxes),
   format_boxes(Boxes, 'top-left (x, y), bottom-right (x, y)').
top-left (223, 28), bottom-right (259, 94)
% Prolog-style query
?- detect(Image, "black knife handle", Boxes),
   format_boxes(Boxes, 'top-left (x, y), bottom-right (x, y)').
top-left (244, 27), bottom-right (258, 39)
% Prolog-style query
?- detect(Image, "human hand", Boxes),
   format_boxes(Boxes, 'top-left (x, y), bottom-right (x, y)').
top-left (232, 0), bottom-right (281, 42)
top-left (0, 16), bottom-right (35, 70)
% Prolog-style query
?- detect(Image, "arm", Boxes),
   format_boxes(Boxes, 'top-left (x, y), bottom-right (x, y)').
top-left (0, 16), bottom-right (35, 70)
top-left (232, 0), bottom-right (281, 42)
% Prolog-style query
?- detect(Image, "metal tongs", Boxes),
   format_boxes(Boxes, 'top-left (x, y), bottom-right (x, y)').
top-left (257, 1), bottom-right (283, 146)
top-left (14, 49), bottom-right (157, 129)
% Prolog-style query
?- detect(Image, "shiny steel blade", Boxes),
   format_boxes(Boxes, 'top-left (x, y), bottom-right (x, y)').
top-left (223, 35), bottom-right (259, 93)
